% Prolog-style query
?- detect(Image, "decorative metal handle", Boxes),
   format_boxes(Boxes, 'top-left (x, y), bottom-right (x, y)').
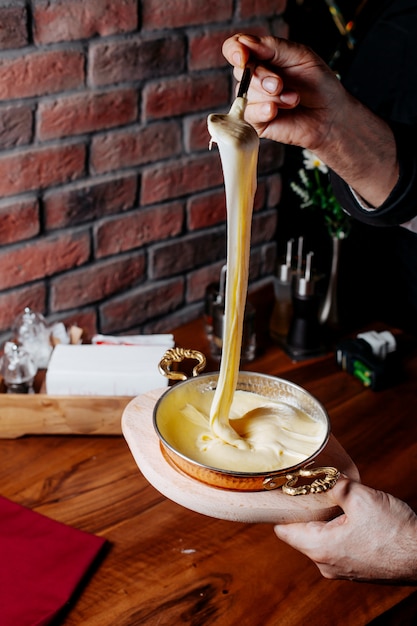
top-left (282, 466), bottom-right (340, 496)
top-left (158, 347), bottom-right (207, 381)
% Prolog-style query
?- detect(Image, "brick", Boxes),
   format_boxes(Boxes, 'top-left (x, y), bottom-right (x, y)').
top-left (0, 142), bottom-right (86, 197)
top-left (254, 179), bottom-right (266, 212)
top-left (142, 0), bottom-right (233, 30)
top-left (251, 209), bottom-right (278, 245)
top-left (266, 173), bottom-right (282, 208)
top-left (0, 4), bottom-right (28, 50)
top-left (150, 228), bottom-right (226, 279)
top-left (188, 23), bottom-right (278, 72)
top-left (0, 196), bottom-right (40, 244)
top-left (0, 230), bottom-right (91, 290)
top-left (189, 28), bottom-right (235, 71)
top-left (91, 121), bottom-right (181, 174)
top-left (33, 0), bottom-right (138, 45)
top-left (238, 0), bottom-right (287, 19)
top-left (141, 153), bottom-right (222, 205)
top-left (44, 174), bottom-right (137, 229)
top-left (247, 246), bottom-right (261, 281)
top-left (263, 241), bottom-right (278, 275)
top-left (95, 201), bottom-right (184, 258)
top-left (258, 138), bottom-right (285, 173)
top-left (0, 48), bottom-right (84, 100)
top-left (37, 89), bottom-right (138, 141)
top-left (0, 104), bottom-right (33, 149)
top-left (99, 277), bottom-right (184, 333)
top-left (88, 35), bottom-right (185, 87)
top-left (186, 260), bottom-right (225, 303)
top-left (188, 176), bottom-right (266, 226)
top-left (184, 114), bottom-right (211, 153)
top-left (143, 72), bottom-right (229, 121)
top-left (50, 252), bottom-right (146, 312)
top-left (188, 189), bottom-right (226, 231)
top-left (0, 283), bottom-right (46, 333)
top-left (0, 1), bottom-right (287, 339)
top-left (143, 303), bottom-right (202, 334)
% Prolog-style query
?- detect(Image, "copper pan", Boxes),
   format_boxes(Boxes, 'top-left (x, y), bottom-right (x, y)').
top-left (154, 347), bottom-right (339, 493)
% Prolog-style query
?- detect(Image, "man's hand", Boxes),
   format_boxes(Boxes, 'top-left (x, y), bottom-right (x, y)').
top-left (222, 34), bottom-right (344, 152)
top-left (274, 477), bottom-right (417, 583)
top-left (222, 34), bottom-right (398, 207)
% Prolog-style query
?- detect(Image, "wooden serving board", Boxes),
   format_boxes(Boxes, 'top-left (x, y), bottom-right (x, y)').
top-left (122, 389), bottom-right (360, 524)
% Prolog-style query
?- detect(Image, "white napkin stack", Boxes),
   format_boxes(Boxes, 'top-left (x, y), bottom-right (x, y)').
top-left (45, 335), bottom-right (174, 396)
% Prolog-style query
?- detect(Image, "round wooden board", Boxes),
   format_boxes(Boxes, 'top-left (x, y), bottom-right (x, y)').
top-left (122, 389), bottom-right (360, 524)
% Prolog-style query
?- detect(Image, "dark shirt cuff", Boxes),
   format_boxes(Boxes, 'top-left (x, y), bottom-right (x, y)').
top-left (330, 122), bottom-right (417, 227)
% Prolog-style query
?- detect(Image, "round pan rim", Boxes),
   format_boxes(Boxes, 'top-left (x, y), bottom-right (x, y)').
top-left (153, 371), bottom-right (331, 479)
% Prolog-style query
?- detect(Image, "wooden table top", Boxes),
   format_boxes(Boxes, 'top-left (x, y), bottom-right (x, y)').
top-left (2, 308), bottom-right (417, 625)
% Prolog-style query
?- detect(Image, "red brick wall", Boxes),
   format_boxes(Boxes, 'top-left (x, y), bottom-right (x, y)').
top-left (0, 0), bottom-right (287, 341)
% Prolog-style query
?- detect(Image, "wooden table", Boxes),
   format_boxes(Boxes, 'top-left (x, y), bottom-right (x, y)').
top-left (1, 309), bottom-right (417, 625)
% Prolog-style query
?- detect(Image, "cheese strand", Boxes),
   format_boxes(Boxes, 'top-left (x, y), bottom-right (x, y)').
top-left (207, 98), bottom-right (259, 449)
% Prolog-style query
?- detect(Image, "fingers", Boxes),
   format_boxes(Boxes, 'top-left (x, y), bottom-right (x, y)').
top-left (223, 33), bottom-right (314, 71)
top-left (247, 67), bottom-right (299, 108)
top-left (325, 476), bottom-right (384, 515)
top-left (223, 34), bottom-right (300, 114)
top-left (323, 475), bottom-right (355, 506)
top-left (222, 33), bottom-right (287, 67)
top-left (273, 478), bottom-right (354, 553)
top-left (273, 478), bottom-right (369, 557)
top-left (222, 33), bottom-right (256, 69)
top-left (274, 519), bottom-right (327, 553)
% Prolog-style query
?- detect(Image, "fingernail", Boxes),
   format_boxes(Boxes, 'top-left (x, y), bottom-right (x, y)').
top-left (260, 102), bottom-right (273, 116)
top-left (262, 76), bottom-right (279, 93)
top-left (280, 91), bottom-right (299, 105)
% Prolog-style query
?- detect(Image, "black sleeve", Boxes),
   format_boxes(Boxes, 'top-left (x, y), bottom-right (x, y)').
top-left (330, 122), bottom-right (417, 227)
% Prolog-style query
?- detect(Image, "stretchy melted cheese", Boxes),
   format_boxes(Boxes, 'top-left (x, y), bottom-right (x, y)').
top-left (207, 97), bottom-right (259, 449)
top-left (163, 95), bottom-right (325, 473)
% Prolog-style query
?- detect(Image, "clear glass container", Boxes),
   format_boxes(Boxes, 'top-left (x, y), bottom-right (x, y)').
top-left (0, 342), bottom-right (37, 394)
top-left (12, 307), bottom-right (52, 369)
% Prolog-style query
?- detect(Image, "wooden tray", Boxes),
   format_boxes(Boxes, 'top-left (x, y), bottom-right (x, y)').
top-left (0, 371), bottom-right (131, 438)
top-left (122, 389), bottom-right (360, 524)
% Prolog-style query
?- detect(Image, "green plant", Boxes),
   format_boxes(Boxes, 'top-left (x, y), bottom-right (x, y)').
top-left (290, 149), bottom-right (351, 239)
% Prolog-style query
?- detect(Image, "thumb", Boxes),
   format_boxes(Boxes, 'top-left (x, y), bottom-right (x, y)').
top-left (323, 475), bottom-right (359, 510)
top-left (273, 518), bottom-right (327, 553)
top-left (274, 477), bottom-right (354, 546)
top-left (236, 34), bottom-right (319, 70)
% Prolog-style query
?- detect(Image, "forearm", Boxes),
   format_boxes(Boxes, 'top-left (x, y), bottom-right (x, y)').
top-left (330, 119), bottom-right (417, 227)
top-left (314, 91), bottom-right (399, 208)
top-left (223, 34), bottom-right (415, 220)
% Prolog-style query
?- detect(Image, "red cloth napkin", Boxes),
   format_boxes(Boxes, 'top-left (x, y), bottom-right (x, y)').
top-left (0, 495), bottom-right (107, 626)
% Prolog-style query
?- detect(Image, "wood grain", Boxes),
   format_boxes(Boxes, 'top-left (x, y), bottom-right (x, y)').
top-left (0, 392), bottom-right (131, 437)
top-left (1, 308), bottom-right (417, 625)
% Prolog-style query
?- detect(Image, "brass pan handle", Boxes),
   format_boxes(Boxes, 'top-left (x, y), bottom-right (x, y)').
top-left (282, 466), bottom-right (340, 496)
top-left (158, 347), bottom-right (207, 381)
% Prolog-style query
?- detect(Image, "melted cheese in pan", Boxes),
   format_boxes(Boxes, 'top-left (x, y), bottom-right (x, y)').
top-left (162, 95), bottom-right (325, 472)
top-left (159, 385), bottom-right (326, 473)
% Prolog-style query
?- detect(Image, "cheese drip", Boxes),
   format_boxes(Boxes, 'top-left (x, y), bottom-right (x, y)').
top-left (207, 98), bottom-right (259, 449)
